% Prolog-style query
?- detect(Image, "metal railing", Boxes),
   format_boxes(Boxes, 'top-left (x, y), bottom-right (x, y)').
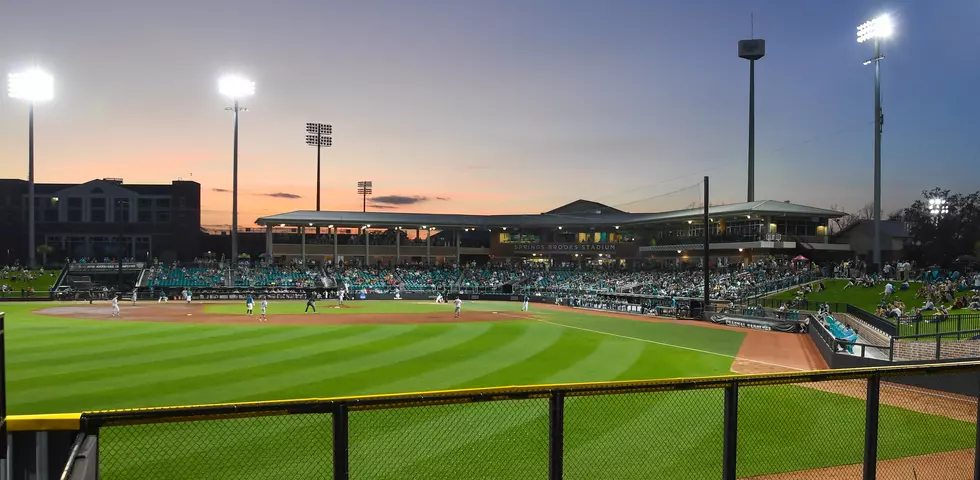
top-left (49, 361), bottom-right (979, 479)
top-left (897, 313), bottom-right (980, 337)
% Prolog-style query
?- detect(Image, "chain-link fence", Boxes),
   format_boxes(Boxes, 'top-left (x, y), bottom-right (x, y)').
top-left (81, 363), bottom-right (980, 480)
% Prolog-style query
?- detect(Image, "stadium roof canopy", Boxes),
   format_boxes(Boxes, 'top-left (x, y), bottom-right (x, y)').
top-left (256, 199), bottom-right (845, 229)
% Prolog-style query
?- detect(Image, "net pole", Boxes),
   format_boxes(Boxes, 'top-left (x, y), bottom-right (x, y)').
top-left (703, 177), bottom-right (710, 318)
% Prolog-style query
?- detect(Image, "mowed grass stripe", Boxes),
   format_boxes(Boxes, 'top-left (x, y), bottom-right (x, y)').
top-left (456, 326), bottom-right (606, 388)
top-left (11, 325), bottom-right (418, 413)
top-left (541, 336), bottom-right (647, 385)
top-left (613, 343), bottom-right (734, 382)
top-left (363, 401), bottom-right (550, 479)
top-left (99, 414), bottom-right (334, 480)
top-left (358, 322), bottom-right (564, 395)
top-left (7, 321), bottom-right (219, 355)
top-left (233, 323), bottom-right (508, 402)
top-left (9, 325), bottom-right (357, 383)
top-left (565, 390), bottom-right (724, 479)
top-left (348, 400), bottom-right (546, 478)
top-left (146, 323), bottom-right (492, 406)
top-left (7, 324), bottom-right (269, 369)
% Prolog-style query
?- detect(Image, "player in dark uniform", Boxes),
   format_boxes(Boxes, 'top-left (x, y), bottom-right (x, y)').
top-left (305, 290), bottom-right (317, 313)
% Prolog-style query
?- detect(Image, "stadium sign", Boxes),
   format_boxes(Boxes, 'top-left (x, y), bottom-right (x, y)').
top-left (511, 243), bottom-right (618, 253)
top-left (70, 262), bottom-right (145, 272)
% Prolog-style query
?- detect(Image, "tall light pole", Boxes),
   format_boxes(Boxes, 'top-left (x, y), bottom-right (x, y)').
top-left (305, 123), bottom-right (332, 236)
top-left (218, 74), bottom-right (255, 264)
top-left (857, 14), bottom-right (893, 272)
top-left (928, 198), bottom-right (948, 223)
top-left (357, 181), bottom-right (373, 213)
top-left (738, 39), bottom-right (765, 203)
top-left (8, 69), bottom-right (54, 269)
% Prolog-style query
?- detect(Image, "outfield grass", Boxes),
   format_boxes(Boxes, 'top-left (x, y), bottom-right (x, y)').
top-left (0, 301), bottom-right (974, 478)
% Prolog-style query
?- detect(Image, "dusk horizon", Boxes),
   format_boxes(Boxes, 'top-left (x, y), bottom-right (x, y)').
top-left (3, 0), bottom-right (979, 229)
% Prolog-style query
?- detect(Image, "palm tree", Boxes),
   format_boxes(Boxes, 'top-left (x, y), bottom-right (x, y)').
top-left (36, 244), bottom-right (53, 268)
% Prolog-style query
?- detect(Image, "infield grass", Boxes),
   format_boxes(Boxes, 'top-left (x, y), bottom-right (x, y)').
top-left (1, 301), bottom-right (975, 479)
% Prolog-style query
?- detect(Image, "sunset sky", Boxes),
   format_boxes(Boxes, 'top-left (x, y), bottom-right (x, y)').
top-left (2, 0), bottom-right (979, 229)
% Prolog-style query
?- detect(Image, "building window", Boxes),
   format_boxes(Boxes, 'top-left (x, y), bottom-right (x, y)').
top-left (91, 209), bottom-right (106, 222)
top-left (43, 210), bottom-right (58, 222)
top-left (91, 197), bottom-right (105, 208)
top-left (68, 197), bottom-right (82, 208)
top-left (155, 198), bottom-right (170, 208)
top-left (156, 211), bottom-right (171, 222)
top-left (114, 201), bottom-right (130, 223)
top-left (68, 210), bottom-right (83, 222)
top-left (138, 210), bottom-right (153, 223)
top-left (138, 198), bottom-right (152, 209)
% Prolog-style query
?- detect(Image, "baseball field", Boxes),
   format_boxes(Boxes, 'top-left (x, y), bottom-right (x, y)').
top-left (4, 300), bottom-right (977, 479)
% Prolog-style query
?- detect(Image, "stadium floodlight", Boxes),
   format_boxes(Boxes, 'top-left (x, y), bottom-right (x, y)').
top-left (218, 74), bottom-right (255, 263)
top-left (8, 69), bottom-right (54, 102)
top-left (218, 75), bottom-right (255, 99)
top-left (305, 122), bottom-right (333, 235)
top-left (928, 198), bottom-right (948, 216)
top-left (857, 14), bottom-right (893, 43)
top-left (357, 181), bottom-right (373, 213)
top-left (8, 68), bottom-right (55, 268)
top-left (857, 14), bottom-right (893, 273)
top-left (737, 36), bottom-right (766, 202)
top-left (557, 226), bottom-right (563, 230)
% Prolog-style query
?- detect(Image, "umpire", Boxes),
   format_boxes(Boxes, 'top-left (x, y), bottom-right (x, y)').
top-left (305, 289), bottom-right (317, 313)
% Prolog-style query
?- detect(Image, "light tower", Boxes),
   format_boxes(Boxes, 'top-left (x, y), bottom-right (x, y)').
top-left (218, 74), bottom-right (255, 264)
top-left (305, 123), bottom-right (332, 235)
top-left (857, 14), bottom-right (893, 272)
top-left (738, 38), bottom-right (765, 203)
top-left (357, 181), bottom-right (373, 213)
top-left (7, 68), bottom-right (54, 268)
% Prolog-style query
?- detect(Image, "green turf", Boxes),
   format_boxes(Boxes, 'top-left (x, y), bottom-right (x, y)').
top-left (0, 301), bottom-right (974, 478)
top-left (768, 279), bottom-right (980, 336)
top-left (0, 269), bottom-right (60, 296)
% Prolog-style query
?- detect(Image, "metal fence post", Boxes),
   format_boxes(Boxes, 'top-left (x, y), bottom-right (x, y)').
top-left (333, 403), bottom-right (349, 480)
top-left (863, 373), bottom-right (881, 480)
top-left (974, 371), bottom-right (980, 480)
top-left (888, 337), bottom-right (894, 362)
top-left (722, 381), bottom-right (738, 480)
top-left (548, 391), bottom-right (565, 480)
top-left (936, 335), bottom-right (942, 361)
top-left (0, 312), bottom-right (6, 477)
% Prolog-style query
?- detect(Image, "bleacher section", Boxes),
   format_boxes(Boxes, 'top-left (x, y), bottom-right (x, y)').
top-left (397, 267), bottom-right (459, 292)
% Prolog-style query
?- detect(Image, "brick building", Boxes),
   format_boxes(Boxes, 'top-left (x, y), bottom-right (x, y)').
top-left (0, 178), bottom-right (201, 264)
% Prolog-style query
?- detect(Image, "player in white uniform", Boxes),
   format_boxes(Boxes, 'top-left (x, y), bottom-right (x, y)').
top-left (111, 295), bottom-right (121, 317)
top-left (259, 298), bottom-right (268, 322)
top-left (337, 289), bottom-right (345, 306)
top-left (435, 293), bottom-right (444, 304)
top-left (131, 288), bottom-right (138, 306)
top-left (454, 297), bottom-right (462, 318)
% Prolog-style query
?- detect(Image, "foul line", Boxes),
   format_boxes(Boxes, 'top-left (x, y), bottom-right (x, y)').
top-left (504, 312), bottom-right (977, 406)
top-left (524, 315), bottom-right (803, 372)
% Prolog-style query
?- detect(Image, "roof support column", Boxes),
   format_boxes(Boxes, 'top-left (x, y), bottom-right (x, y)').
top-left (265, 225), bottom-right (273, 260)
top-left (333, 227), bottom-right (338, 266)
top-left (300, 226), bottom-right (306, 266)
top-left (426, 229), bottom-right (431, 266)
top-left (396, 229), bottom-right (401, 265)
top-left (455, 228), bottom-right (460, 265)
top-left (364, 226), bottom-right (370, 266)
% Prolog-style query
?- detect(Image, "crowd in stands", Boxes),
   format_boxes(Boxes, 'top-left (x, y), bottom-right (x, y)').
top-left (145, 263), bottom-right (319, 289)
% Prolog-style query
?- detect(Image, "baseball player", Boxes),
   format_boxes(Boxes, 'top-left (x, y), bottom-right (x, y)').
top-left (337, 289), bottom-right (345, 307)
top-left (246, 295), bottom-right (254, 315)
top-left (259, 297), bottom-right (268, 322)
top-left (157, 289), bottom-right (168, 303)
top-left (306, 290), bottom-right (317, 313)
top-left (111, 295), bottom-right (120, 317)
top-left (131, 288), bottom-right (138, 306)
top-left (522, 294), bottom-right (529, 312)
top-left (435, 292), bottom-right (444, 304)
top-left (454, 297), bottom-right (462, 318)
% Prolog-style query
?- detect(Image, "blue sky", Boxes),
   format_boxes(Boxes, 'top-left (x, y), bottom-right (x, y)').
top-left (1, 0), bottom-right (978, 227)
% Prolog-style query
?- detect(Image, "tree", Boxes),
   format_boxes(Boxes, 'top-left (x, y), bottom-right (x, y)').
top-left (892, 187), bottom-right (980, 267)
top-left (829, 202), bottom-right (881, 233)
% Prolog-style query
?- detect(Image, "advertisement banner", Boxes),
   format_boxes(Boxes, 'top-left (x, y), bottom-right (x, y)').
top-left (69, 262), bottom-right (145, 272)
top-left (709, 313), bottom-right (806, 333)
top-left (510, 243), bottom-right (619, 253)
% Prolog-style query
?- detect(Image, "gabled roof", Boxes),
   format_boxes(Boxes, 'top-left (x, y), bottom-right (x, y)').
top-left (256, 199), bottom-right (846, 229)
top-left (545, 199), bottom-right (625, 215)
